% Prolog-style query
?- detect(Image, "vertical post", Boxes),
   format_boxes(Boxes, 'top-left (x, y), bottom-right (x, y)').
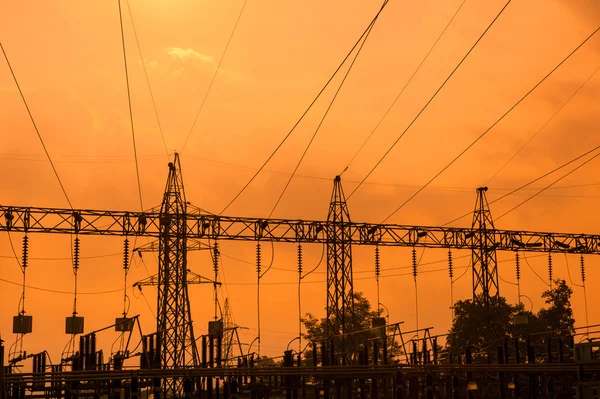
top-left (498, 346), bottom-right (505, 399)
top-left (0, 341), bottom-right (4, 399)
top-left (326, 176), bottom-right (354, 362)
top-left (471, 187), bottom-right (499, 345)
top-left (372, 341), bottom-right (378, 399)
top-left (466, 346), bottom-right (473, 399)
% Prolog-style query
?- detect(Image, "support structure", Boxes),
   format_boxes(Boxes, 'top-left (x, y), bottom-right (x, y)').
top-left (471, 187), bottom-right (499, 311)
top-left (156, 154), bottom-right (198, 393)
top-left (326, 176), bottom-right (354, 360)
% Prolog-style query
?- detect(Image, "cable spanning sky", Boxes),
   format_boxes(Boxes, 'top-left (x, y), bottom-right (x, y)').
top-left (0, 0), bottom-right (599, 360)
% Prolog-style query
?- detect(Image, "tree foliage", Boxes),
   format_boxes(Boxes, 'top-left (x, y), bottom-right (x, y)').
top-left (301, 292), bottom-right (401, 364)
top-left (446, 279), bottom-right (575, 359)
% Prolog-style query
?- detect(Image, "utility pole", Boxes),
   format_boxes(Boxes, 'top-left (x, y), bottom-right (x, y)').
top-left (326, 176), bottom-right (354, 362)
top-left (471, 187), bottom-right (499, 311)
top-left (157, 154), bottom-right (198, 393)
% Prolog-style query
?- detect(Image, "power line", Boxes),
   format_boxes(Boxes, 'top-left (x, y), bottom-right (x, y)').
top-left (218, 1), bottom-right (392, 215)
top-left (343, 0), bottom-right (468, 173)
top-left (522, 252), bottom-right (549, 286)
top-left (486, 63), bottom-right (600, 185)
top-left (0, 277), bottom-right (126, 295)
top-left (181, 0), bottom-right (250, 154)
top-left (0, 43), bottom-right (73, 209)
top-left (346, 0), bottom-right (514, 202)
top-left (118, 0), bottom-right (144, 211)
top-left (443, 144), bottom-right (600, 226)
top-left (380, 24), bottom-right (600, 224)
top-left (125, 0), bottom-right (169, 159)
top-left (184, 153), bottom-right (600, 193)
top-left (496, 149), bottom-right (600, 220)
top-left (268, 0), bottom-right (389, 218)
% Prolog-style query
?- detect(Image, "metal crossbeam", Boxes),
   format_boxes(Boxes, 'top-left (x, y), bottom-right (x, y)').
top-left (1, 206), bottom-right (598, 254)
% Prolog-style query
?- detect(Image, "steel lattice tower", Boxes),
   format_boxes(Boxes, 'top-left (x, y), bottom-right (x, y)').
top-left (157, 154), bottom-right (198, 393)
top-left (471, 187), bottom-right (499, 311)
top-left (326, 176), bottom-right (354, 358)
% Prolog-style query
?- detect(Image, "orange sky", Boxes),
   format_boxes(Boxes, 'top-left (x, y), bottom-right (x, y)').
top-left (1, 0), bottom-right (600, 364)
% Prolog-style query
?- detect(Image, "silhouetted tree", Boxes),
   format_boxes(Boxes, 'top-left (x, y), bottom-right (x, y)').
top-left (301, 292), bottom-right (401, 364)
top-left (446, 279), bottom-right (575, 362)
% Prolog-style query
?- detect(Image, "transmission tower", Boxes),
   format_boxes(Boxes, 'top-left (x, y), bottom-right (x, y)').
top-left (157, 153), bottom-right (198, 392)
top-left (326, 176), bottom-right (354, 359)
top-left (471, 187), bottom-right (499, 311)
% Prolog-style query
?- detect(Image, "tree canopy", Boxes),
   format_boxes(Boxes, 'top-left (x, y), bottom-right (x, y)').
top-left (446, 279), bottom-right (576, 359)
top-left (301, 292), bottom-right (401, 364)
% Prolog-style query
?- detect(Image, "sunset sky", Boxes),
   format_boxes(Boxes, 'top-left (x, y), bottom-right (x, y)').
top-left (1, 0), bottom-right (599, 364)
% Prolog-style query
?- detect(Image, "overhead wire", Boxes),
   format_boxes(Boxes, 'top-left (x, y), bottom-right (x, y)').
top-left (443, 143), bottom-right (600, 226)
top-left (522, 252), bottom-right (549, 286)
top-left (343, 0), bottom-right (468, 172)
top-left (0, 43), bottom-right (73, 209)
top-left (378, 24), bottom-right (600, 224)
top-left (485, 63), bottom-right (600, 185)
top-left (496, 149), bottom-right (600, 220)
top-left (218, 0), bottom-right (391, 215)
top-left (268, 1), bottom-right (387, 218)
top-left (346, 0), bottom-right (514, 202)
top-left (181, 0), bottom-right (250, 153)
top-left (125, 0), bottom-right (169, 159)
top-left (118, 0), bottom-right (144, 211)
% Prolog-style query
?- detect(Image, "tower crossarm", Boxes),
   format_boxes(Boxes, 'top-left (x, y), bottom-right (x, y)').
top-left (1, 205), bottom-right (599, 254)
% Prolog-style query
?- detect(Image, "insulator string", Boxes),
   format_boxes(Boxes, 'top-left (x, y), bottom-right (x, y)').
top-left (548, 253), bottom-right (553, 288)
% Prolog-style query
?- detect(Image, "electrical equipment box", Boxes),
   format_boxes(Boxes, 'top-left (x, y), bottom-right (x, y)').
top-left (514, 314), bottom-right (528, 325)
top-left (115, 317), bottom-right (134, 332)
top-left (372, 317), bottom-right (386, 328)
top-left (66, 316), bottom-right (84, 334)
top-left (371, 317), bottom-right (386, 338)
top-left (208, 320), bottom-right (223, 337)
top-left (574, 342), bottom-right (600, 363)
top-left (13, 315), bottom-right (33, 334)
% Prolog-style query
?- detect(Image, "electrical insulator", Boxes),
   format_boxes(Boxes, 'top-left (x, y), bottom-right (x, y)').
top-left (73, 237), bottom-right (80, 270)
top-left (297, 244), bottom-right (303, 274)
top-left (515, 252), bottom-right (520, 281)
top-left (22, 235), bottom-right (29, 269)
top-left (548, 253), bottom-right (553, 285)
top-left (213, 242), bottom-right (219, 274)
top-left (580, 255), bottom-right (586, 284)
top-left (123, 238), bottom-right (129, 270)
top-left (375, 246), bottom-right (380, 278)
top-left (448, 249), bottom-right (453, 279)
top-left (256, 242), bottom-right (261, 274)
top-left (412, 248), bottom-right (417, 278)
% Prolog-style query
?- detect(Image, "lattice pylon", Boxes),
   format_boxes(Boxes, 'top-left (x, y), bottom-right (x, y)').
top-left (157, 153), bottom-right (198, 395)
top-left (326, 176), bottom-right (354, 361)
top-left (471, 187), bottom-right (499, 312)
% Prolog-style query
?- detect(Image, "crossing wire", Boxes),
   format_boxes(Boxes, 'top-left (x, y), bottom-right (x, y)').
top-left (346, 0), bottom-right (514, 202)
top-left (0, 43), bottom-right (73, 209)
top-left (485, 63), bottom-right (600, 185)
top-left (343, 0), bottom-right (468, 173)
top-left (118, 0), bottom-right (144, 211)
top-left (125, 0), bottom-right (169, 159)
top-left (181, 0), bottom-right (250, 154)
top-left (379, 24), bottom-right (600, 224)
top-left (443, 143), bottom-right (600, 226)
top-left (496, 149), bottom-right (600, 221)
top-left (219, 0), bottom-right (391, 215)
top-left (268, 0), bottom-right (389, 218)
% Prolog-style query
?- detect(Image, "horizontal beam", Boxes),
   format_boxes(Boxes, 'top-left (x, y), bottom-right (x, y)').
top-left (1, 205), bottom-right (599, 254)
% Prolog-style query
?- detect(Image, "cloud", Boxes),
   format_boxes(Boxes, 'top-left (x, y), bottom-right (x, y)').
top-left (165, 47), bottom-right (214, 64)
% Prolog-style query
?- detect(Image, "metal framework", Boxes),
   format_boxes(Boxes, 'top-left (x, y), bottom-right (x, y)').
top-left (326, 176), bottom-right (354, 360)
top-left (2, 207), bottom-right (598, 254)
top-left (471, 187), bottom-right (499, 311)
top-left (156, 154), bottom-right (198, 394)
